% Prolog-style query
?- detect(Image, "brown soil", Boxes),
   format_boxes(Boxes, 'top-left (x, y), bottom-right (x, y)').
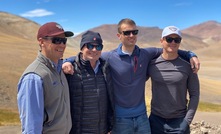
top-left (193, 111), bottom-right (221, 125)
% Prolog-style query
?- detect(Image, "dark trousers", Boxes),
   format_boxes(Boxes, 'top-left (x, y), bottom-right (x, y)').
top-left (149, 114), bottom-right (190, 134)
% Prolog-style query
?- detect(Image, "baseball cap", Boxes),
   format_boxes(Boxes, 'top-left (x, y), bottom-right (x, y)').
top-left (37, 22), bottom-right (74, 39)
top-left (80, 31), bottom-right (103, 50)
top-left (161, 26), bottom-right (182, 38)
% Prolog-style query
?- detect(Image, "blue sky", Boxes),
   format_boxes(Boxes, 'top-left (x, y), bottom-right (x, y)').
top-left (1, 0), bottom-right (221, 35)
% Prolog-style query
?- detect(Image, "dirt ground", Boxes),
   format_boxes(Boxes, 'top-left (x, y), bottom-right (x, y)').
top-left (0, 112), bottom-right (220, 134)
top-left (0, 125), bottom-right (20, 134)
top-left (193, 111), bottom-right (221, 125)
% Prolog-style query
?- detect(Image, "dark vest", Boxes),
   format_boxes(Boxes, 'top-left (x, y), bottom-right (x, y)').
top-left (66, 53), bottom-right (114, 134)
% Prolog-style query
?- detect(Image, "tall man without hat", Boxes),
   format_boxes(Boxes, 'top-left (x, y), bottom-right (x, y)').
top-left (17, 22), bottom-right (74, 134)
top-left (65, 30), bottom-right (115, 134)
top-left (148, 26), bottom-right (200, 134)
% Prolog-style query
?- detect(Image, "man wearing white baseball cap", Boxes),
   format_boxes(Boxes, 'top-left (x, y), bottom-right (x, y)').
top-left (162, 25), bottom-right (182, 38)
top-left (148, 26), bottom-right (200, 134)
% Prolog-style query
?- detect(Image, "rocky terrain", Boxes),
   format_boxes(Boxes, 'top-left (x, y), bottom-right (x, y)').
top-left (191, 121), bottom-right (221, 134)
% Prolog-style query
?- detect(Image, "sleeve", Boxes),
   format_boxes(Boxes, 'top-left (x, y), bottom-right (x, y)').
top-left (145, 48), bottom-right (197, 62)
top-left (63, 56), bottom-right (76, 64)
top-left (144, 47), bottom-right (162, 60)
top-left (144, 47), bottom-right (162, 79)
top-left (17, 73), bottom-right (44, 134)
top-left (101, 51), bottom-right (111, 61)
top-left (178, 50), bottom-right (197, 62)
top-left (185, 72), bottom-right (200, 124)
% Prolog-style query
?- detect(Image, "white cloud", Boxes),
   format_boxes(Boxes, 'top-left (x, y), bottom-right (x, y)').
top-left (73, 32), bottom-right (81, 36)
top-left (20, 9), bottom-right (54, 17)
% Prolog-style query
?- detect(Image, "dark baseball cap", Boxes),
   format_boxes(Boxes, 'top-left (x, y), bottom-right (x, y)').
top-left (37, 22), bottom-right (74, 39)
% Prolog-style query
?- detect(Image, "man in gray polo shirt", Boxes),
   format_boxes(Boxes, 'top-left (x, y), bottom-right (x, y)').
top-left (148, 26), bottom-right (200, 134)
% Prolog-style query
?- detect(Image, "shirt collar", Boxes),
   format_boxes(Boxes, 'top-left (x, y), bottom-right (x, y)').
top-left (94, 60), bottom-right (101, 74)
top-left (117, 43), bottom-right (140, 57)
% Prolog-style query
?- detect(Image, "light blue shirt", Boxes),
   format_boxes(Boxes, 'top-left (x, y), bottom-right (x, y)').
top-left (94, 60), bottom-right (100, 74)
top-left (17, 60), bottom-right (62, 134)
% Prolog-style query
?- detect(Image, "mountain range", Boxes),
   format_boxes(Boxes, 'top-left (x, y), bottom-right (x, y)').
top-left (0, 11), bottom-right (220, 110)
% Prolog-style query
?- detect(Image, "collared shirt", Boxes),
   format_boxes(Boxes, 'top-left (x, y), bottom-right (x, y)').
top-left (94, 60), bottom-right (100, 74)
top-left (17, 59), bottom-right (63, 134)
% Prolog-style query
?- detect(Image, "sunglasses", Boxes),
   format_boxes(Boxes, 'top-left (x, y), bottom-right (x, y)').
top-left (86, 43), bottom-right (103, 51)
top-left (165, 37), bottom-right (182, 44)
top-left (122, 30), bottom-right (139, 36)
top-left (43, 37), bottom-right (67, 44)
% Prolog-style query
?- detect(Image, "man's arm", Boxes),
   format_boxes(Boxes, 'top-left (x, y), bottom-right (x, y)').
top-left (17, 74), bottom-right (44, 134)
top-left (178, 50), bottom-right (200, 73)
top-left (62, 56), bottom-right (76, 75)
top-left (185, 72), bottom-right (200, 124)
top-left (149, 48), bottom-right (200, 73)
top-left (189, 57), bottom-right (200, 73)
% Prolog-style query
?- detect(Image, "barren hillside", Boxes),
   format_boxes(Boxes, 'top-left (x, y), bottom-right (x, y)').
top-left (182, 20), bottom-right (221, 43)
top-left (71, 24), bottom-right (209, 51)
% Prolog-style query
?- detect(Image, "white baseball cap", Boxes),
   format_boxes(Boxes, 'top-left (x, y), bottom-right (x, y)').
top-left (161, 26), bottom-right (182, 38)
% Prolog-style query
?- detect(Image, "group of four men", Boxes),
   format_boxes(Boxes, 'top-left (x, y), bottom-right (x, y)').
top-left (17, 18), bottom-right (200, 134)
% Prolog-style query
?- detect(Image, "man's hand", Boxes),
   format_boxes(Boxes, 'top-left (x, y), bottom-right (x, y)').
top-left (62, 62), bottom-right (74, 75)
top-left (190, 57), bottom-right (200, 73)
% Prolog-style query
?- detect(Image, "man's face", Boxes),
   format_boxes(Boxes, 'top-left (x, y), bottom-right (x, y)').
top-left (117, 23), bottom-right (138, 47)
top-left (81, 42), bottom-right (103, 62)
top-left (39, 33), bottom-right (66, 64)
top-left (161, 34), bottom-right (181, 54)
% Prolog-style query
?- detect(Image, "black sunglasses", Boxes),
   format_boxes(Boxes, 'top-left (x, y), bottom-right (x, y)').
top-left (43, 37), bottom-right (67, 45)
top-left (86, 43), bottom-right (103, 51)
top-left (165, 37), bottom-right (182, 44)
top-left (122, 30), bottom-right (139, 36)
